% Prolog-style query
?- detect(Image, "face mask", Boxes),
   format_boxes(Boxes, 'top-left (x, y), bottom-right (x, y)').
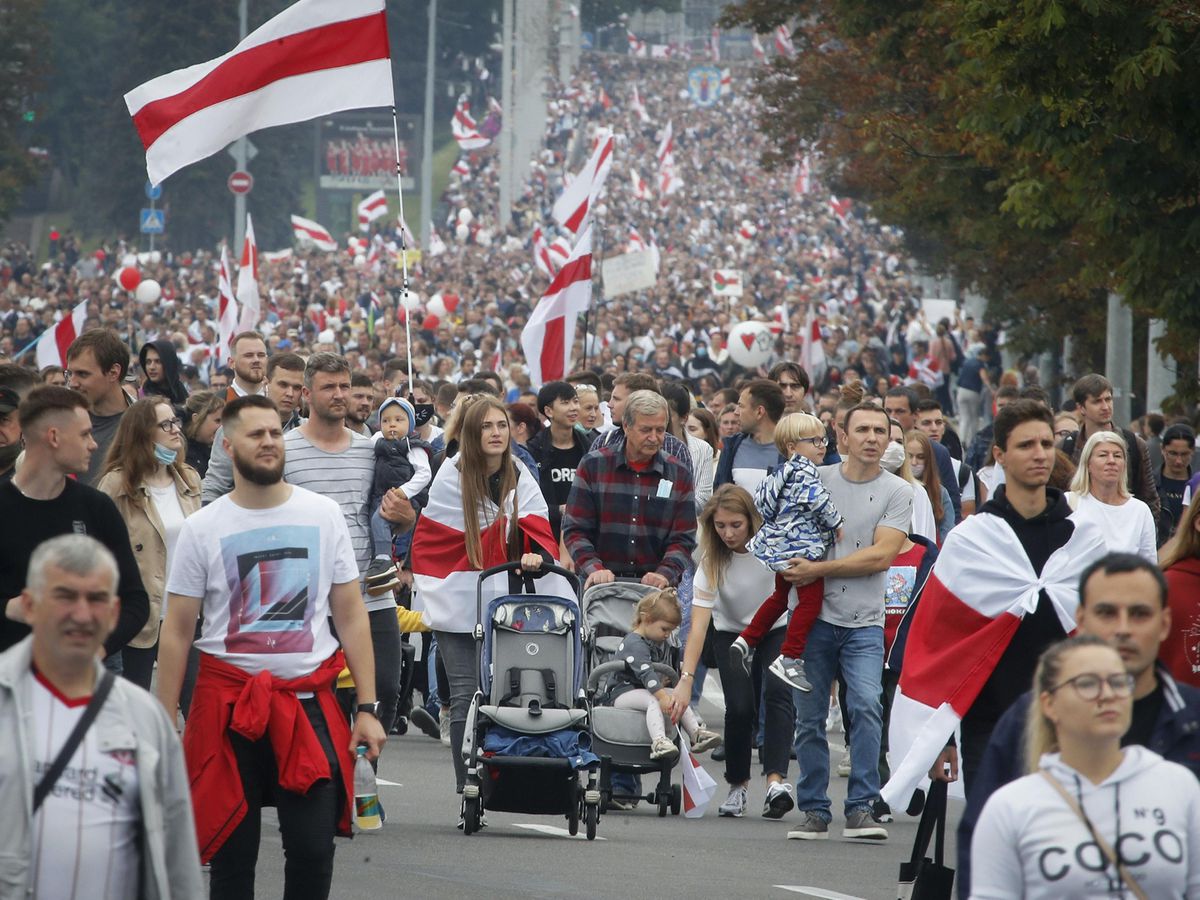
top-left (412, 403), bottom-right (434, 428)
top-left (910, 461), bottom-right (926, 478)
top-left (0, 442), bottom-right (20, 469)
top-left (153, 442), bottom-right (178, 466)
top-left (696, 345), bottom-right (707, 357)
top-left (879, 441), bottom-right (906, 474)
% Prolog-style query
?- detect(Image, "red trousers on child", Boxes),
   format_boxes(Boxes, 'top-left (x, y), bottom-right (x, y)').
top-left (740, 574), bottom-right (824, 658)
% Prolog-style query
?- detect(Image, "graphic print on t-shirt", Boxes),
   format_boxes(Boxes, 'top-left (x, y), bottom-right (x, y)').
top-left (222, 524), bottom-right (320, 654)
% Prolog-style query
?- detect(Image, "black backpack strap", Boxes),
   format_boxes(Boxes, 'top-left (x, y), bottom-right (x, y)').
top-left (33, 671), bottom-right (115, 812)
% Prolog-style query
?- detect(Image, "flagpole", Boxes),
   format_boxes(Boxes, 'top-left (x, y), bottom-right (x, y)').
top-left (390, 105), bottom-right (414, 393)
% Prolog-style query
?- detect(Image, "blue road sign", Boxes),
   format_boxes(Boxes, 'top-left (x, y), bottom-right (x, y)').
top-left (140, 208), bottom-right (165, 234)
top-left (145, 181), bottom-right (162, 201)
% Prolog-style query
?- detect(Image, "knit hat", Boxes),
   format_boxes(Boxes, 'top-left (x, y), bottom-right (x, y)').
top-left (378, 396), bottom-right (416, 434)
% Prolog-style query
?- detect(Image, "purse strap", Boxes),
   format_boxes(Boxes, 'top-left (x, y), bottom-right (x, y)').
top-left (1039, 770), bottom-right (1148, 900)
top-left (907, 778), bottom-right (949, 869)
top-left (33, 671), bottom-right (115, 813)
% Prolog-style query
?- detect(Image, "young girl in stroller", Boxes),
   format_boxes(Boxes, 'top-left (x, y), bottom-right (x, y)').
top-left (605, 589), bottom-right (722, 761)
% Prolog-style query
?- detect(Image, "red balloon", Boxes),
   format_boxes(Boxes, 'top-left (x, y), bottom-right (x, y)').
top-left (443, 293), bottom-right (461, 314)
top-left (421, 314), bottom-right (440, 331)
top-left (118, 266), bottom-right (141, 291)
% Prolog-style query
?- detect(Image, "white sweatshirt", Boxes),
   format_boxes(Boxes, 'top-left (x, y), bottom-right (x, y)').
top-left (1066, 492), bottom-right (1158, 564)
top-left (970, 746), bottom-right (1200, 899)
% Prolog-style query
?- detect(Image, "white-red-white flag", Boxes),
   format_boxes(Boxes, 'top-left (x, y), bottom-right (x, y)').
top-left (751, 33), bottom-right (766, 61)
top-left (521, 226), bottom-right (592, 387)
top-left (547, 236), bottom-right (572, 272)
top-left (882, 515), bottom-right (1106, 808)
top-left (598, 87), bottom-right (613, 110)
top-left (216, 244), bottom-right (239, 364)
top-left (710, 27), bottom-right (721, 62)
top-left (830, 195), bottom-right (853, 227)
top-left (236, 214), bottom-right (261, 333)
top-left (799, 306), bottom-right (826, 380)
top-left (291, 214), bottom-right (337, 251)
top-left (125, 0), bottom-right (394, 186)
top-left (261, 248), bottom-right (293, 263)
top-left (794, 154), bottom-right (812, 195)
top-left (452, 94), bottom-right (490, 150)
top-left (720, 68), bottom-right (732, 96)
top-left (656, 121), bottom-right (674, 166)
top-left (650, 44), bottom-right (672, 59)
top-left (630, 168), bottom-right (651, 201)
top-left (630, 85), bottom-right (650, 124)
top-left (357, 189), bottom-right (388, 232)
top-left (627, 226), bottom-right (646, 253)
top-left (626, 29), bottom-right (647, 57)
top-left (532, 225), bottom-right (555, 278)
top-left (678, 735), bottom-right (718, 817)
top-left (35, 299), bottom-right (88, 370)
top-left (451, 157), bottom-right (470, 178)
top-left (774, 25), bottom-right (796, 58)
top-left (552, 129), bottom-right (614, 235)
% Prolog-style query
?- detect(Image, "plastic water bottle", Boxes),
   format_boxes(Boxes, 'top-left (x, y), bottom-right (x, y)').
top-left (353, 745), bottom-right (382, 831)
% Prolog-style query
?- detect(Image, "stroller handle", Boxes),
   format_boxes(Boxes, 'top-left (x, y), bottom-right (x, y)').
top-left (474, 562), bottom-right (583, 634)
top-left (586, 659), bottom-right (678, 694)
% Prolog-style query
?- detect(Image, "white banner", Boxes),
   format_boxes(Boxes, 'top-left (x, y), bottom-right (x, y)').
top-left (602, 250), bottom-right (657, 298)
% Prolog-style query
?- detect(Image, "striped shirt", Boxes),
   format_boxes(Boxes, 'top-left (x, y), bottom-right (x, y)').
top-left (284, 429), bottom-right (380, 605)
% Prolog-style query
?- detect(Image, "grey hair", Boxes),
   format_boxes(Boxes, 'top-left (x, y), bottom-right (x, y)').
top-left (303, 351), bottom-right (351, 388)
top-left (622, 390), bottom-right (669, 428)
top-left (27, 535), bottom-right (118, 597)
top-left (1069, 430), bottom-right (1131, 499)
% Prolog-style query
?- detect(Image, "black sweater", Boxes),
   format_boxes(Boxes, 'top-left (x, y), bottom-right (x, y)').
top-left (963, 486), bottom-right (1077, 731)
top-left (0, 479), bottom-right (150, 657)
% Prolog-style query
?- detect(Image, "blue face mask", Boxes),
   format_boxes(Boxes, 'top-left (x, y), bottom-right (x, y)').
top-left (153, 442), bottom-right (178, 466)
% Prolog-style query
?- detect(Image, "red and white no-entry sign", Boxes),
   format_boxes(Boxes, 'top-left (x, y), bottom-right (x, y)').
top-left (227, 171), bottom-right (254, 194)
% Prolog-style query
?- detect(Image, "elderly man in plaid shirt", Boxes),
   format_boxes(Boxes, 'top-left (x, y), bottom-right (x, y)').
top-left (562, 390), bottom-right (697, 590)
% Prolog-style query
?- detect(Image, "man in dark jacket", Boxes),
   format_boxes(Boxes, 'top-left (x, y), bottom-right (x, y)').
top-left (956, 552), bottom-right (1200, 898)
top-left (139, 339), bottom-right (189, 405)
top-left (526, 381), bottom-right (589, 543)
top-left (713, 379), bottom-right (786, 493)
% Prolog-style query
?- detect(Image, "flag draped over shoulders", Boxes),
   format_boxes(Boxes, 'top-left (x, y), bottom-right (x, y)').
top-left (881, 510), bottom-right (1107, 807)
top-left (411, 457), bottom-right (563, 632)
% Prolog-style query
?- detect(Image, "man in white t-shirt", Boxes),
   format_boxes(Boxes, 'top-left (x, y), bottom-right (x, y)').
top-left (157, 394), bottom-right (386, 899)
top-left (0, 534), bottom-right (202, 898)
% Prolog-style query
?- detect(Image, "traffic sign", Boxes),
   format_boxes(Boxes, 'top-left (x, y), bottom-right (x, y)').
top-left (145, 181), bottom-right (162, 201)
top-left (227, 171), bottom-right (254, 194)
top-left (140, 209), bottom-right (165, 234)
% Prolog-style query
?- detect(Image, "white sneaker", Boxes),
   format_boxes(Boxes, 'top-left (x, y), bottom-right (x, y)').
top-left (718, 784), bottom-right (748, 817)
top-left (825, 698), bottom-right (843, 734)
top-left (762, 781), bottom-right (795, 819)
top-left (439, 707), bottom-right (452, 747)
top-left (650, 736), bottom-right (680, 760)
top-left (691, 728), bottom-right (722, 754)
top-left (836, 748), bottom-right (851, 777)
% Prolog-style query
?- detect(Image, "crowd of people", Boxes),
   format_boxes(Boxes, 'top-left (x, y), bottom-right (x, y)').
top-left (3, 47), bottom-right (1200, 900)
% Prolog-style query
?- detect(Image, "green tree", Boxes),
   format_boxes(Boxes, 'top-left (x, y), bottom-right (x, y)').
top-left (0, 0), bottom-right (48, 225)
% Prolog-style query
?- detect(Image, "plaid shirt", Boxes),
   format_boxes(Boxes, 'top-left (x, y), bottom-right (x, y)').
top-left (562, 442), bottom-right (696, 584)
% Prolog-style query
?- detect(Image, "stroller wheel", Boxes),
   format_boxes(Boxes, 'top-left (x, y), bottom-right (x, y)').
top-left (568, 795), bottom-right (581, 836)
top-left (657, 791), bottom-right (669, 817)
top-left (670, 784), bottom-right (682, 816)
top-left (585, 802), bottom-right (599, 840)
top-left (462, 795), bottom-right (481, 836)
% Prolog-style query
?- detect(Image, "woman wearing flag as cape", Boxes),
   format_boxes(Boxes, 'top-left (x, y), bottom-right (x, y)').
top-left (882, 400), bottom-right (1108, 812)
top-left (409, 396), bottom-right (561, 812)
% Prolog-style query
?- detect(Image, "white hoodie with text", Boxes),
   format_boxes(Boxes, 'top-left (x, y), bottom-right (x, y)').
top-left (971, 746), bottom-right (1200, 899)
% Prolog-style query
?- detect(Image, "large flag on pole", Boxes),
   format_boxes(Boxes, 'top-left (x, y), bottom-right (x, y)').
top-left (552, 130), bottom-right (614, 235)
top-left (125, 0), bottom-right (394, 185)
top-left (881, 515), bottom-right (1106, 808)
top-left (531, 225), bottom-right (555, 279)
top-left (521, 226), bottom-right (592, 387)
top-left (35, 299), bottom-right (88, 370)
top-left (357, 189), bottom-right (388, 231)
top-left (236, 213), bottom-right (261, 333)
top-left (216, 245), bottom-right (239, 365)
top-left (291, 214), bottom-right (338, 251)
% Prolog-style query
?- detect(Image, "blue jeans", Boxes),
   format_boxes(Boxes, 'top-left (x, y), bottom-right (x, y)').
top-left (793, 620), bottom-right (884, 821)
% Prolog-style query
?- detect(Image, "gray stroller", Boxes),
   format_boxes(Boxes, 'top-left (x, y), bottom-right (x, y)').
top-left (460, 563), bottom-right (602, 838)
top-left (582, 579), bottom-right (683, 817)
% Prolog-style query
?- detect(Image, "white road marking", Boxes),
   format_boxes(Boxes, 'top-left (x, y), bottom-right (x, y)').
top-left (774, 888), bottom-right (867, 900)
top-left (511, 823), bottom-right (607, 841)
top-left (377, 778), bottom-right (402, 786)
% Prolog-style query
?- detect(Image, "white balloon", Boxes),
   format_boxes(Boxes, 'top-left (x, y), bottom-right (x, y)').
top-left (455, 223), bottom-right (470, 241)
top-left (726, 321), bottom-right (774, 369)
top-left (354, 253), bottom-right (366, 267)
top-left (475, 228), bottom-right (492, 247)
top-left (149, 251), bottom-right (162, 264)
top-left (457, 207), bottom-right (474, 224)
top-left (134, 279), bottom-right (162, 305)
top-left (427, 294), bottom-right (447, 318)
top-left (121, 254), bottom-right (138, 268)
top-left (400, 291), bottom-right (422, 312)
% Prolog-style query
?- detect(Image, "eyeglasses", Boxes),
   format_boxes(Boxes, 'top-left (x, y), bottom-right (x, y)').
top-left (1048, 672), bottom-right (1135, 701)
top-left (1055, 428), bottom-right (1076, 439)
top-left (156, 417), bottom-right (183, 434)
top-left (798, 436), bottom-right (827, 448)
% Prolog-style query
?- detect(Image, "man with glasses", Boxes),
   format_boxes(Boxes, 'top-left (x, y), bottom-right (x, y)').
top-left (1157, 424), bottom-right (1195, 538)
top-left (954, 552), bottom-right (1200, 897)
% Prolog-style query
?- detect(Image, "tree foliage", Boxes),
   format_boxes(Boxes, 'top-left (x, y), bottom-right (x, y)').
top-left (722, 0), bottom-right (1200, 391)
top-left (0, 0), bottom-right (48, 225)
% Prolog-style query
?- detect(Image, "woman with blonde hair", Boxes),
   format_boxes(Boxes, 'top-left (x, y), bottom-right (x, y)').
top-left (97, 397), bottom-right (201, 689)
top-left (905, 429), bottom-right (954, 543)
top-left (673, 485), bottom-right (797, 819)
top-left (409, 396), bottom-right (560, 814)
top-left (970, 635), bottom-right (1200, 898)
top-left (1066, 431), bottom-right (1157, 562)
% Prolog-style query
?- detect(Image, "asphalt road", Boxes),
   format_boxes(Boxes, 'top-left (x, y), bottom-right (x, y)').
top-left (239, 688), bottom-right (964, 900)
